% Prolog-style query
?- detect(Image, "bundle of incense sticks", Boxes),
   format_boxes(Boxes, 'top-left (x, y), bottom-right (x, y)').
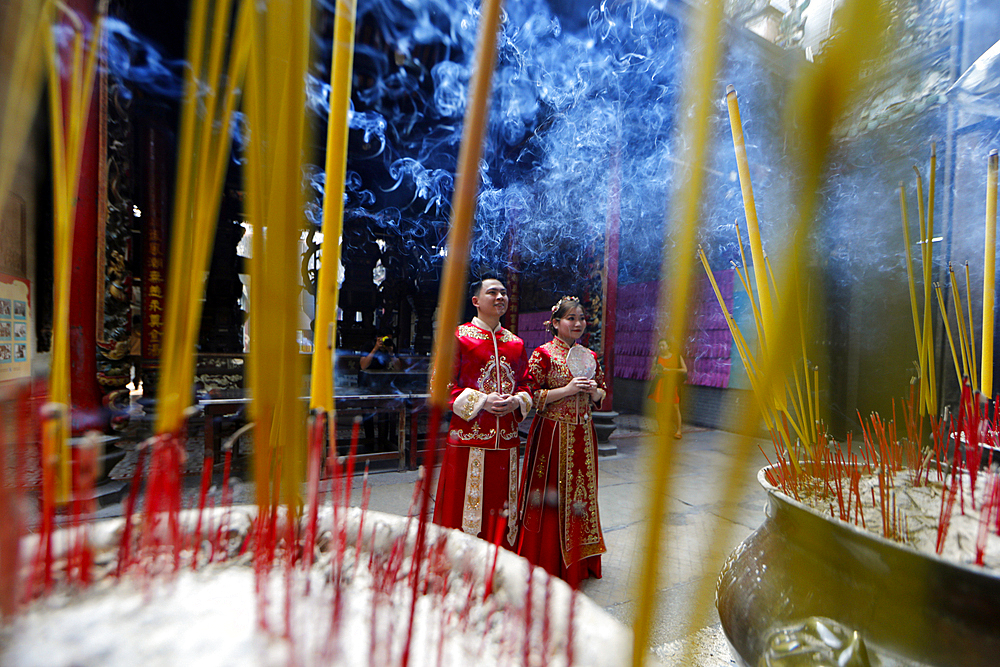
top-left (31, 2), bottom-right (105, 593)
top-left (139, 0), bottom-right (251, 570)
top-left (681, 6), bottom-right (895, 665)
top-left (763, 377), bottom-right (1000, 569)
top-left (898, 146), bottom-right (938, 417)
top-left (241, 0), bottom-right (312, 596)
top-left (155, 0), bottom-right (250, 435)
top-left (911, 150), bottom-right (999, 416)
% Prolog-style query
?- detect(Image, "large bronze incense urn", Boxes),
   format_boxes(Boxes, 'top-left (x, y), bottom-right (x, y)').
top-left (717, 467), bottom-right (1000, 667)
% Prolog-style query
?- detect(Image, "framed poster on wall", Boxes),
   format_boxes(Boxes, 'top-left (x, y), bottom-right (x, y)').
top-left (2, 192), bottom-right (31, 382)
top-left (0, 275), bottom-right (30, 382)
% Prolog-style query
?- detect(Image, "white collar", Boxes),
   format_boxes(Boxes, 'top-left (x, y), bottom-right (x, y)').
top-left (472, 316), bottom-right (501, 333)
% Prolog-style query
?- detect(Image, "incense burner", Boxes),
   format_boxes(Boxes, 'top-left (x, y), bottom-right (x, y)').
top-left (4, 506), bottom-right (643, 667)
top-left (717, 466), bottom-right (1000, 667)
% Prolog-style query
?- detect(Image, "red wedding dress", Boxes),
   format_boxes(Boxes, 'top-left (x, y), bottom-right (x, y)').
top-left (516, 337), bottom-right (607, 587)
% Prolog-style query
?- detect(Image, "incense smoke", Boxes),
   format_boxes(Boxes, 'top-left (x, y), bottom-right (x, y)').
top-left (99, 0), bottom-right (997, 357)
top-left (310, 0), bottom-right (800, 296)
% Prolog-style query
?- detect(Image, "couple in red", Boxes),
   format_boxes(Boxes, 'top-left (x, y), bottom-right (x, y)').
top-left (432, 276), bottom-right (607, 588)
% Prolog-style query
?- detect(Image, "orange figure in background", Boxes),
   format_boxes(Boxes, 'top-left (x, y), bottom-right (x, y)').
top-left (649, 339), bottom-right (687, 439)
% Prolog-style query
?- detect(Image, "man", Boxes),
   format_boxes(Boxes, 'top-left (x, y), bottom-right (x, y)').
top-left (433, 275), bottom-right (532, 548)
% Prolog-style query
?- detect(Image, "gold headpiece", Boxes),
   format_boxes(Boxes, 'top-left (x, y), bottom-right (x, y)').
top-left (551, 295), bottom-right (580, 315)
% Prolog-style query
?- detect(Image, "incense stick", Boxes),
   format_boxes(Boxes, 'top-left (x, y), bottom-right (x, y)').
top-left (632, 2), bottom-right (727, 662)
top-left (964, 262), bottom-right (979, 391)
top-left (0, 1), bottom-right (49, 204)
top-left (935, 283), bottom-right (963, 386)
top-left (310, 0), bottom-right (358, 416)
top-left (982, 150), bottom-right (998, 397)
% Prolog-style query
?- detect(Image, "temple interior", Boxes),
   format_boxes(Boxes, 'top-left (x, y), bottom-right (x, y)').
top-left (3, 0), bottom-right (1000, 665)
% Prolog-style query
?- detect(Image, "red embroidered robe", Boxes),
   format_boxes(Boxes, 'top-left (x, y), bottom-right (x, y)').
top-left (432, 318), bottom-right (531, 547)
top-left (516, 337), bottom-right (607, 586)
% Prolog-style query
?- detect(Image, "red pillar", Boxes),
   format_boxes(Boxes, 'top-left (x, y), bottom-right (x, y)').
top-left (600, 146), bottom-right (621, 410)
top-left (65, 0), bottom-right (105, 433)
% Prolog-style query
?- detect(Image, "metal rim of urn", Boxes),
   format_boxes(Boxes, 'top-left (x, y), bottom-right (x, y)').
top-left (716, 466), bottom-right (1000, 667)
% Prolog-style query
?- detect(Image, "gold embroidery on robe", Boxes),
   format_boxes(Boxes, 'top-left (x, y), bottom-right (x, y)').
top-left (457, 391), bottom-right (481, 421)
top-left (462, 448), bottom-right (485, 536)
top-left (450, 422), bottom-right (498, 442)
top-left (533, 339), bottom-right (603, 425)
top-left (476, 356), bottom-right (516, 395)
top-left (497, 329), bottom-right (518, 343)
top-left (558, 419), bottom-right (606, 563)
top-left (507, 448), bottom-right (518, 546)
top-left (457, 324), bottom-right (491, 340)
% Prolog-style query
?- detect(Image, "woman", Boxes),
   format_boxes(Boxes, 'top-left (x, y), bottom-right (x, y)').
top-left (517, 296), bottom-right (607, 587)
top-left (648, 338), bottom-right (687, 439)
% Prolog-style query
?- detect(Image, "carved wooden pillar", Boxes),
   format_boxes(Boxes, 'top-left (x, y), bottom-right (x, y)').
top-left (96, 21), bottom-right (135, 429)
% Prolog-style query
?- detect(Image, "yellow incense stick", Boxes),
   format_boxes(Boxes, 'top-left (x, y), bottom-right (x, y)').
top-left (310, 0), bottom-right (358, 414)
top-left (965, 262), bottom-right (979, 390)
top-left (726, 86), bottom-right (773, 359)
top-left (927, 146), bottom-right (939, 409)
top-left (0, 1), bottom-right (48, 203)
top-left (935, 284), bottom-right (963, 386)
top-left (733, 221), bottom-right (767, 350)
top-left (982, 150), bottom-right (998, 398)
top-left (428, 0), bottom-right (503, 408)
top-left (632, 0), bottom-right (726, 656)
top-left (915, 163), bottom-right (936, 416)
top-left (898, 182), bottom-right (929, 410)
top-left (813, 364), bottom-right (820, 434)
top-left (951, 265), bottom-right (972, 380)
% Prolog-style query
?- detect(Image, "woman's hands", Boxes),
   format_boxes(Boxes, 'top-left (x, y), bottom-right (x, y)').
top-left (565, 377), bottom-right (596, 395)
top-left (546, 377), bottom-right (601, 404)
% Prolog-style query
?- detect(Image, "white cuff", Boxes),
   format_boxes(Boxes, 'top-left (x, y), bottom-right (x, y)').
top-left (515, 391), bottom-right (533, 419)
top-left (454, 388), bottom-right (488, 421)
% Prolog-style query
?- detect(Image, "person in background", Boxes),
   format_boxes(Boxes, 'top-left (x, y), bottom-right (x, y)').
top-left (649, 338), bottom-right (687, 439)
top-left (359, 335), bottom-right (400, 448)
top-left (516, 296), bottom-right (607, 587)
top-left (360, 335), bottom-right (400, 373)
top-left (432, 275), bottom-right (532, 550)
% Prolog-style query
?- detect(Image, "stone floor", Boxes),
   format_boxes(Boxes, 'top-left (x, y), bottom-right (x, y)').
top-left (94, 412), bottom-right (770, 666)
